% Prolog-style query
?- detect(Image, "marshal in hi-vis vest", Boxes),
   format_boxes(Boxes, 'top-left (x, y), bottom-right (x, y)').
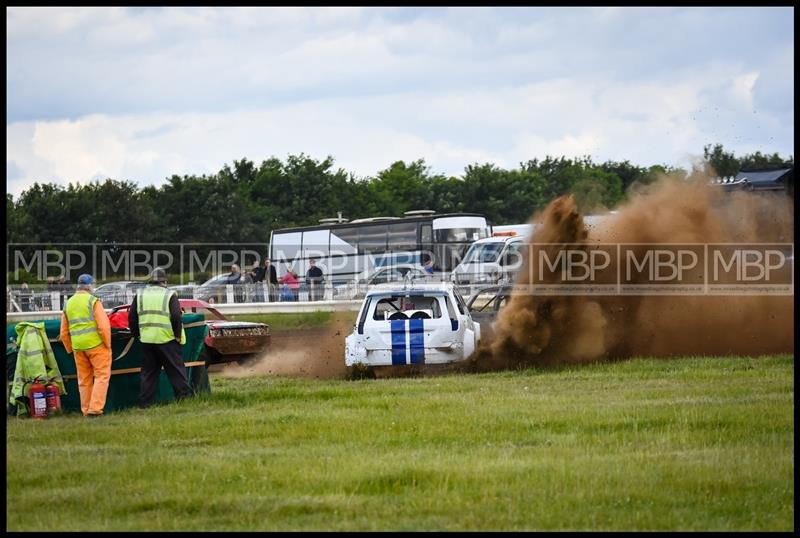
top-left (64, 292), bottom-right (103, 350)
top-left (137, 286), bottom-right (185, 345)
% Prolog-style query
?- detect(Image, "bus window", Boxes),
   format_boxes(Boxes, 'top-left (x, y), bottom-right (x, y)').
top-left (387, 222), bottom-right (417, 250)
top-left (432, 216), bottom-right (490, 242)
top-left (271, 231), bottom-right (302, 263)
top-left (420, 224), bottom-right (432, 243)
top-left (330, 227), bottom-right (358, 255)
top-left (360, 224), bottom-right (388, 252)
top-left (435, 228), bottom-right (489, 242)
top-left (302, 229), bottom-right (330, 257)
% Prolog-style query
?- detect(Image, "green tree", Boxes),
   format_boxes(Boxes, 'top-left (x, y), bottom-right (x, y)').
top-left (703, 144), bottom-right (740, 177)
top-left (368, 160), bottom-right (436, 216)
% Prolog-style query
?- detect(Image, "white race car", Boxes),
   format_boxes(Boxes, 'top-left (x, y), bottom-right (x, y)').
top-left (345, 283), bottom-right (481, 374)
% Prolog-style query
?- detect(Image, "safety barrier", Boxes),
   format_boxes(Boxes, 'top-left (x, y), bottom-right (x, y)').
top-left (5, 299), bottom-right (364, 322)
top-left (5, 279), bottom-right (494, 321)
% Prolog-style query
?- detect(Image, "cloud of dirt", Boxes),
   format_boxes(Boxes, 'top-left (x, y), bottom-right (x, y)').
top-left (471, 173), bottom-right (794, 371)
top-left (216, 317), bottom-right (352, 379)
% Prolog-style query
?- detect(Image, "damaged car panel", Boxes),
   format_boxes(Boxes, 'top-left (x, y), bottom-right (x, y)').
top-left (108, 299), bottom-right (270, 364)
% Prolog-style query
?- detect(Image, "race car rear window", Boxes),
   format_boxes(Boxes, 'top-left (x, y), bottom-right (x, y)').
top-left (372, 295), bottom-right (443, 320)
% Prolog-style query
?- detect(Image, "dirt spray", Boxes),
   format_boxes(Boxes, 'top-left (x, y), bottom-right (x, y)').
top-left (471, 173), bottom-right (794, 371)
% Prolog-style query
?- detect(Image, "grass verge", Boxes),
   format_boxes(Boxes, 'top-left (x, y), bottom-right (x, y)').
top-left (6, 355), bottom-right (794, 531)
top-left (226, 311), bottom-right (356, 331)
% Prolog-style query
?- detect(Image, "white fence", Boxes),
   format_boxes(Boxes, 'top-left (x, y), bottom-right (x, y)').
top-left (5, 278), bottom-right (491, 322)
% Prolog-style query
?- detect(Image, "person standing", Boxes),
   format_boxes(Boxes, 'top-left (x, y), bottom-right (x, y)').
top-left (242, 266), bottom-right (255, 302)
top-left (129, 267), bottom-right (192, 408)
top-left (18, 283), bottom-right (33, 312)
top-left (264, 259), bottom-right (278, 301)
top-left (249, 261), bottom-right (264, 302)
top-left (251, 261), bottom-right (265, 283)
top-left (59, 274), bottom-right (112, 417)
top-left (305, 259), bottom-right (325, 301)
top-left (58, 275), bottom-right (71, 306)
top-left (227, 264), bottom-right (244, 303)
top-left (278, 264), bottom-right (300, 301)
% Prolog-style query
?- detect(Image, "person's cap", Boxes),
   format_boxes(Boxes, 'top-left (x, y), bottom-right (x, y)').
top-left (148, 267), bottom-right (167, 283)
top-left (77, 274), bottom-right (95, 285)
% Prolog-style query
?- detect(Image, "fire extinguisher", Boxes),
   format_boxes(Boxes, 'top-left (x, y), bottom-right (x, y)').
top-left (45, 380), bottom-right (62, 415)
top-left (28, 380), bottom-right (48, 419)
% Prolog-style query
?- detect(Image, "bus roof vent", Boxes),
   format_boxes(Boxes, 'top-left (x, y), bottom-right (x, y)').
top-left (349, 216), bottom-right (401, 224)
top-left (319, 217), bottom-right (349, 224)
top-left (403, 209), bottom-right (436, 217)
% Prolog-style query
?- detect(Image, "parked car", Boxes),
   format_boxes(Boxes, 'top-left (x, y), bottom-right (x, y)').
top-left (344, 283), bottom-right (480, 376)
top-left (169, 284), bottom-right (198, 299)
top-left (193, 273), bottom-right (239, 303)
top-left (334, 265), bottom-right (430, 299)
top-left (94, 281), bottom-right (147, 308)
top-left (465, 284), bottom-right (513, 339)
top-left (107, 298), bottom-right (270, 365)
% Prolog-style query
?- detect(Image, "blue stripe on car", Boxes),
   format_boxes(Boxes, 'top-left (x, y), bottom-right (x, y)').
top-left (409, 318), bottom-right (425, 364)
top-left (391, 319), bottom-right (407, 365)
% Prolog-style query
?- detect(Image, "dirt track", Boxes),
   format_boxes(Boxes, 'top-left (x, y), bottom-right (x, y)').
top-left (211, 323), bottom-right (351, 379)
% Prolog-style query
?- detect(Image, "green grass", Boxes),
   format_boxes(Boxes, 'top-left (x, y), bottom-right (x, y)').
top-left (6, 355), bottom-right (793, 531)
top-left (227, 311), bottom-right (356, 331)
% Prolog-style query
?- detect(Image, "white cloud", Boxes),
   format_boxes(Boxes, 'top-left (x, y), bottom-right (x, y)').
top-left (8, 61), bottom-right (792, 198)
top-left (6, 7), bottom-right (794, 196)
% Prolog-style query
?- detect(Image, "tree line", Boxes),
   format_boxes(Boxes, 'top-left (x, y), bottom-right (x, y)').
top-left (6, 144), bottom-right (792, 244)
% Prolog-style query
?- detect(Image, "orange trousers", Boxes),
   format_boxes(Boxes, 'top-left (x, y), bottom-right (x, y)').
top-left (73, 345), bottom-right (112, 416)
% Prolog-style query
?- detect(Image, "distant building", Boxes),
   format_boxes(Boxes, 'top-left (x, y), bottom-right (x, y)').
top-left (710, 166), bottom-right (794, 196)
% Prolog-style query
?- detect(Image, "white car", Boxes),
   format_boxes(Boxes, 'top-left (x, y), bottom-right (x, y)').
top-left (345, 283), bottom-right (481, 372)
top-left (450, 233), bottom-right (527, 286)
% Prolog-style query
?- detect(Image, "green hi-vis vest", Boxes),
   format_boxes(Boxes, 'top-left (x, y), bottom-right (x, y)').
top-left (64, 292), bottom-right (103, 350)
top-left (137, 286), bottom-right (185, 345)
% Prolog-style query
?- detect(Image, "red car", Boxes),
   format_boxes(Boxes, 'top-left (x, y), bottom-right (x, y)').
top-left (108, 299), bottom-right (270, 365)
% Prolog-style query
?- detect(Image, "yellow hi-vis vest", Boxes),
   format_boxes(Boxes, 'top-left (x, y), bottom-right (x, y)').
top-left (137, 286), bottom-right (185, 345)
top-left (64, 292), bottom-right (103, 350)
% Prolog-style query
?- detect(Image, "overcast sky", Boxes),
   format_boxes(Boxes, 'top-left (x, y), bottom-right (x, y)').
top-left (6, 6), bottom-right (794, 197)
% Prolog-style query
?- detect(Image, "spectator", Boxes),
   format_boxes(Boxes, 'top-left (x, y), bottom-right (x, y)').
top-left (227, 264), bottom-right (243, 303)
top-left (19, 283), bottom-right (33, 312)
top-left (251, 261), bottom-right (264, 282)
top-left (278, 264), bottom-right (300, 301)
top-left (242, 267), bottom-right (255, 302)
top-left (422, 258), bottom-right (435, 276)
top-left (250, 262), bottom-right (265, 302)
top-left (305, 259), bottom-right (325, 301)
top-left (264, 259), bottom-right (278, 301)
top-left (58, 275), bottom-right (70, 306)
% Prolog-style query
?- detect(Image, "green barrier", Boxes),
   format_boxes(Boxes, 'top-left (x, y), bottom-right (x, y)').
top-left (6, 313), bottom-right (210, 413)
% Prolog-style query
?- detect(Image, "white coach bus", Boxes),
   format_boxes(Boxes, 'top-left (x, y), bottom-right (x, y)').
top-left (269, 211), bottom-right (491, 283)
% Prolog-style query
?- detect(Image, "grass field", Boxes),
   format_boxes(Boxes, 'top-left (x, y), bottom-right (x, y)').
top-left (6, 355), bottom-right (793, 531)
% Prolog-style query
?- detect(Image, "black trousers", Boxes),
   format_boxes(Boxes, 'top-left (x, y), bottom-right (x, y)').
top-left (138, 340), bottom-right (192, 408)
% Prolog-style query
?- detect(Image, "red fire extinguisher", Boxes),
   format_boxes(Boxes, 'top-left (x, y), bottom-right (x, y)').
top-left (45, 381), bottom-right (62, 415)
top-left (28, 380), bottom-right (48, 419)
